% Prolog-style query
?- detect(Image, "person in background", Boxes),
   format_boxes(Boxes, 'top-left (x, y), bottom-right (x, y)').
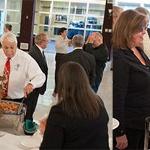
top-left (24, 33), bottom-right (48, 135)
top-left (84, 32), bottom-right (108, 92)
top-left (0, 24), bottom-right (13, 48)
top-left (40, 62), bottom-right (109, 150)
top-left (112, 6), bottom-right (124, 30)
top-left (110, 6), bottom-right (124, 70)
top-left (53, 27), bottom-right (71, 97)
top-left (113, 10), bottom-right (150, 149)
top-left (60, 34), bottom-right (96, 90)
top-left (0, 32), bottom-right (45, 134)
top-left (3, 23), bottom-right (12, 33)
top-left (135, 7), bottom-right (150, 58)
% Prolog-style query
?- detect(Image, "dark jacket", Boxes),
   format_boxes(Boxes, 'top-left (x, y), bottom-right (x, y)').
top-left (84, 43), bottom-right (108, 76)
top-left (40, 100), bottom-right (109, 150)
top-left (61, 48), bottom-right (96, 86)
top-left (29, 45), bottom-right (48, 95)
top-left (113, 47), bottom-right (150, 136)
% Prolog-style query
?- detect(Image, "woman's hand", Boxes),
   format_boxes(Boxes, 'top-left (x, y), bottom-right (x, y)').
top-left (116, 134), bottom-right (128, 149)
top-left (39, 117), bottom-right (47, 135)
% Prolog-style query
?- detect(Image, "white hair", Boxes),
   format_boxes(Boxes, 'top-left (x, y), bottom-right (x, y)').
top-left (1, 32), bottom-right (17, 44)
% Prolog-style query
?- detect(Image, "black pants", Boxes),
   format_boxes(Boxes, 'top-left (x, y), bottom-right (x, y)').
top-left (113, 128), bottom-right (145, 150)
top-left (54, 53), bottom-right (65, 93)
top-left (24, 89), bottom-right (40, 121)
top-left (93, 64), bottom-right (106, 92)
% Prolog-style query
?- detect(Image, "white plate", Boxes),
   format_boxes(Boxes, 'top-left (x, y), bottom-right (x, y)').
top-left (20, 134), bottom-right (42, 149)
top-left (0, 131), bottom-right (5, 137)
top-left (113, 118), bottom-right (119, 130)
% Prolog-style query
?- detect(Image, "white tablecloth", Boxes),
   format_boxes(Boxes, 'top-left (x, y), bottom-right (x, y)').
top-left (0, 132), bottom-right (41, 150)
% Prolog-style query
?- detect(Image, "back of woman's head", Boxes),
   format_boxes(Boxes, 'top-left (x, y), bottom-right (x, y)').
top-left (113, 9), bottom-right (148, 49)
top-left (113, 6), bottom-right (124, 28)
top-left (135, 7), bottom-right (150, 18)
top-left (57, 62), bottom-right (101, 119)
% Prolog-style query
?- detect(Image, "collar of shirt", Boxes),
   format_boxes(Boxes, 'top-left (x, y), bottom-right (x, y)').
top-left (11, 49), bottom-right (19, 62)
top-left (36, 44), bottom-right (44, 54)
top-left (1, 49), bottom-right (7, 59)
top-left (74, 47), bottom-right (83, 50)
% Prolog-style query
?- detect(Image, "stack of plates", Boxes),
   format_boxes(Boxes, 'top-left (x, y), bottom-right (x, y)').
top-left (0, 131), bottom-right (5, 137)
top-left (113, 118), bottom-right (119, 130)
top-left (19, 132), bottom-right (42, 150)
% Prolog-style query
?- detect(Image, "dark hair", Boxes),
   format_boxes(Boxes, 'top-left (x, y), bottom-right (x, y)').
top-left (5, 24), bottom-right (12, 31)
top-left (57, 61), bottom-right (102, 119)
top-left (58, 27), bottom-right (67, 35)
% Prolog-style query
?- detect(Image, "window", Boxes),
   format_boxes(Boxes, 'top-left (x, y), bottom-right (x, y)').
top-left (7, 0), bottom-right (22, 10)
top-left (0, 0), bottom-right (5, 9)
top-left (70, 3), bottom-right (87, 15)
top-left (34, 0), bottom-right (105, 40)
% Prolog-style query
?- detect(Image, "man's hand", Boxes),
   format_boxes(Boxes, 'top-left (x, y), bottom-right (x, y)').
top-left (24, 83), bottom-right (33, 98)
top-left (68, 39), bottom-right (72, 47)
top-left (116, 134), bottom-right (128, 150)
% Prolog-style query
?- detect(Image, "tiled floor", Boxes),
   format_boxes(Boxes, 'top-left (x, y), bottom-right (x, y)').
top-left (34, 52), bottom-right (112, 149)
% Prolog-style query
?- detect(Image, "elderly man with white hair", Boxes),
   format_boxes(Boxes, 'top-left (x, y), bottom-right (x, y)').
top-left (0, 32), bottom-right (45, 134)
top-left (83, 32), bottom-right (108, 92)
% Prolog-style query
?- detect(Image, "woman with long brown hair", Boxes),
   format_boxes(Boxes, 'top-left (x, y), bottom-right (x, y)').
top-left (113, 9), bottom-right (150, 149)
top-left (40, 61), bottom-right (109, 149)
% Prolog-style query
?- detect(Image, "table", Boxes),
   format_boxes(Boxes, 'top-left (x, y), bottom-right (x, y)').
top-left (0, 131), bottom-right (41, 150)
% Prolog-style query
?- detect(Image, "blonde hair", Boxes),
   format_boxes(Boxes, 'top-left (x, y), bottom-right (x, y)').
top-left (135, 7), bottom-right (150, 18)
top-left (113, 9), bottom-right (148, 49)
top-left (34, 32), bottom-right (48, 45)
top-left (113, 6), bottom-right (124, 28)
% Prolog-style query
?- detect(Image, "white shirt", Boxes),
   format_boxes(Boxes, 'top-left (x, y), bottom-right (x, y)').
top-left (0, 48), bottom-right (46, 99)
top-left (55, 35), bottom-right (69, 54)
top-left (74, 47), bottom-right (82, 50)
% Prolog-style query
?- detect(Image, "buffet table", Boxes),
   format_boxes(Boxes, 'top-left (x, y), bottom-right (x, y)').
top-left (0, 131), bottom-right (41, 150)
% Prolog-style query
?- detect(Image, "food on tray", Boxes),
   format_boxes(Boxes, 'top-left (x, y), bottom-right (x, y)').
top-left (0, 76), bottom-right (5, 81)
top-left (0, 100), bottom-right (20, 113)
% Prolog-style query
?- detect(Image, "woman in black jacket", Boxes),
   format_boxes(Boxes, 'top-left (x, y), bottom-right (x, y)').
top-left (113, 10), bottom-right (150, 150)
top-left (40, 61), bottom-right (109, 150)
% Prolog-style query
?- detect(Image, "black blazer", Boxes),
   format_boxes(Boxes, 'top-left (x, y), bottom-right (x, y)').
top-left (61, 49), bottom-right (96, 86)
top-left (113, 47), bottom-right (150, 136)
top-left (83, 43), bottom-right (108, 77)
top-left (40, 101), bottom-right (109, 150)
top-left (29, 45), bottom-right (48, 95)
